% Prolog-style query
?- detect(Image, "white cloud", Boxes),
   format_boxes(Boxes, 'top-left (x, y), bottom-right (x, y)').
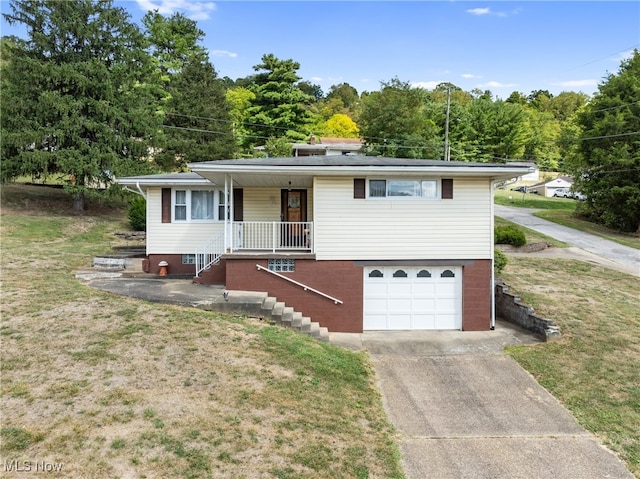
top-left (411, 81), bottom-right (442, 90)
top-left (462, 73), bottom-right (482, 79)
top-left (477, 81), bottom-right (518, 89)
top-left (135, 0), bottom-right (217, 20)
top-left (467, 6), bottom-right (519, 17)
top-left (467, 8), bottom-right (491, 16)
top-left (614, 49), bottom-right (636, 62)
top-left (211, 50), bottom-right (237, 58)
top-left (554, 79), bottom-right (598, 88)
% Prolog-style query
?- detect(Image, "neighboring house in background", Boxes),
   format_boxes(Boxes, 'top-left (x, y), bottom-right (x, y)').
top-left (530, 175), bottom-right (574, 197)
top-left (116, 156), bottom-right (530, 333)
top-left (292, 136), bottom-right (363, 156)
top-left (506, 161), bottom-right (539, 182)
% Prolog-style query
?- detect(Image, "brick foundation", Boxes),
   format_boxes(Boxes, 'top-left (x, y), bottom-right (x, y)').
top-left (462, 259), bottom-right (492, 330)
top-left (147, 254), bottom-right (226, 283)
top-left (226, 259), bottom-right (364, 333)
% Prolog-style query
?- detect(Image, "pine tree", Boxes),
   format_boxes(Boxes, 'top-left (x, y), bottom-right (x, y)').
top-left (1, 0), bottom-right (165, 210)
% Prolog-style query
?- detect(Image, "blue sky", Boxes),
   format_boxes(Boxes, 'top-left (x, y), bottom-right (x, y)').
top-left (2, 1), bottom-right (639, 99)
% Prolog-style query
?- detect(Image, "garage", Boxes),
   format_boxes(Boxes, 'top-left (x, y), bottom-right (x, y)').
top-left (363, 266), bottom-right (462, 330)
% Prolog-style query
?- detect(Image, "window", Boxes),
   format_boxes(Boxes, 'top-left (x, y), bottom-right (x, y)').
top-left (173, 189), bottom-right (224, 222)
top-left (268, 259), bottom-right (295, 272)
top-left (393, 269), bottom-right (408, 277)
top-left (441, 269), bottom-right (455, 278)
top-left (182, 254), bottom-right (196, 264)
top-left (368, 179), bottom-right (438, 199)
top-left (369, 269), bottom-right (384, 278)
top-left (417, 269), bottom-right (432, 278)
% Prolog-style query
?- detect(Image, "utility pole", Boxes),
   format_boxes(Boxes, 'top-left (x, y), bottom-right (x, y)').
top-left (444, 87), bottom-right (451, 161)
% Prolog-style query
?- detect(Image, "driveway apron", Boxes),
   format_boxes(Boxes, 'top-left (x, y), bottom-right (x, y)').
top-left (361, 325), bottom-right (634, 479)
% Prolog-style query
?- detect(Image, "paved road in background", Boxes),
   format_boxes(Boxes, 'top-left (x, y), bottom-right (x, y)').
top-left (494, 204), bottom-right (639, 275)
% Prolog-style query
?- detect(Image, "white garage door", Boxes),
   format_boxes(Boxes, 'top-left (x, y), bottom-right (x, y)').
top-left (364, 266), bottom-right (462, 330)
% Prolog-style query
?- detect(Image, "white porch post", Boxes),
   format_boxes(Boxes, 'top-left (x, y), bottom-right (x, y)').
top-left (223, 175), bottom-right (230, 252)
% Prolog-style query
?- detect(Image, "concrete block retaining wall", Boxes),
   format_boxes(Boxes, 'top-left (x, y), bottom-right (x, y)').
top-left (494, 280), bottom-right (561, 342)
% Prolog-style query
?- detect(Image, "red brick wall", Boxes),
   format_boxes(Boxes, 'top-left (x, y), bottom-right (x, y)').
top-left (226, 259), bottom-right (364, 333)
top-left (147, 254), bottom-right (226, 284)
top-left (462, 259), bottom-right (492, 331)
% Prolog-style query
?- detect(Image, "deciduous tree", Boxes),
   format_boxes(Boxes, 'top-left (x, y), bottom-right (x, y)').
top-left (569, 50), bottom-right (640, 232)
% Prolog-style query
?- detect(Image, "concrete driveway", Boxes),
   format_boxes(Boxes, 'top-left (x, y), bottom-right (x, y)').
top-left (331, 323), bottom-right (635, 479)
top-left (494, 204), bottom-right (639, 276)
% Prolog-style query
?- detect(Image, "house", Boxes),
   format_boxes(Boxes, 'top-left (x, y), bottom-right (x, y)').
top-left (505, 161), bottom-right (539, 182)
top-left (291, 136), bottom-right (363, 156)
top-left (116, 156), bottom-right (531, 333)
top-left (530, 175), bottom-right (573, 197)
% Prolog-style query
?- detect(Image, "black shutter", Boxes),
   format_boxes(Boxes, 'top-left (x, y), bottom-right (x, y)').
top-left (442, 179), bottom-right (453, 199)
top-left (233, 188), bottom-right (243, 221)
top-left (161, 188), bottom-right (171, 223)
top-left (354, 178), bottom-right (366, 199)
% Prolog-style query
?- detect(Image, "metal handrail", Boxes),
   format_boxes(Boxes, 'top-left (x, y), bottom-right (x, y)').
top-left (195, 233), bottom-right (225, 277)
top-left (256, 264), bottom-right (343, 304)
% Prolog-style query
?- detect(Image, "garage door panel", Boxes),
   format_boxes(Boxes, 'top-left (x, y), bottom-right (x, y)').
top-left (364, 266), bottom-right (462, 331)
top-left (412, 313), bottom-right (436, 329)
top-left (413, 298), bottom-right (436, 310)
top-left (388, 313), bottom-right (412, 329)
top-left (435, 314), bottom-right (458, 329)
top-left (366, 314), bottom-right (390, 330)
top-left (389, 298), bottom-right (412, 311)
top-left (412, 283), bottom-right (436, 296)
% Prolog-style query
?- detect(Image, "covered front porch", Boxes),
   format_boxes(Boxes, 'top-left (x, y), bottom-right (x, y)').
top-left (230, 221), bottom-right (313, 252)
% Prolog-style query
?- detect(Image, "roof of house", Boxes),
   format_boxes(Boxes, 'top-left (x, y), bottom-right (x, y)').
top-left (188, 156), bottom-right (533, 187)
top-left (116, 156), bottom-right (533, 189)
top-left (530, 175), bottom-right (574, 188)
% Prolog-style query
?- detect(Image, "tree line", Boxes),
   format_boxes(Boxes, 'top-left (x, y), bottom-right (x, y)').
top-left (1, 0), bottom-right (638, 231)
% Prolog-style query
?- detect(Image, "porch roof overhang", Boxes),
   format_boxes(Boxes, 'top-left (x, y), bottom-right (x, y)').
top-left (115, 172), bottom-right (212, 190)
top-left (188, 156), bottom-right (533, 188)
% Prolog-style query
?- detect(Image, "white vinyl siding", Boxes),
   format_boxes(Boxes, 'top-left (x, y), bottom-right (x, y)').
top-left (241, 188), bottom-right (314, 222)
top-left (242, 188), bottom-right (282, 222)
top-left (313, 177), bottom-right (492, 260)
top-left (147, 188), bottom-right (224, 254)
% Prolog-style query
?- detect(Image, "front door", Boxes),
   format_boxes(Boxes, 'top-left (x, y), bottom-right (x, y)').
top-left (281, 189), bottom-right (307, 247)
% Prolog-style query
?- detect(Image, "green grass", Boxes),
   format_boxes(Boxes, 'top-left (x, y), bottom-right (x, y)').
top-left (0, 183), bottom-right (404, 478)
top-left (494, 215), bottom-right (568, 248)
top-left (495, 188), bottom-right (640, 249)
top-left (500, 257), bottom-right (640, 477)
top-left (495, 188), bottom-right (578, 211)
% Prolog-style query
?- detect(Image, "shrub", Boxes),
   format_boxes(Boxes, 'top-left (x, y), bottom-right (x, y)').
top-left (494, 249), bottom-right (508, 274)
top-left (494, 225), bottom-right (526, 247)
top-left (128, 196), bottom-right (146, 231)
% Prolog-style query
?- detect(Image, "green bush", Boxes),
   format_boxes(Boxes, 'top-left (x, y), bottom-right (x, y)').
top-left (128, 196), bottom-right (146, 231)
top-left (494, 249), bottom-right (508, 274)
top-left (494, 225), bottom-right (526, 247)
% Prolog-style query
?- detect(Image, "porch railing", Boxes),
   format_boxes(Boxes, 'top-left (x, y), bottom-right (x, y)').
top-left (232, 221), bottom-right (313, 252)
top-left (195, 232), bottom-right (225, 277)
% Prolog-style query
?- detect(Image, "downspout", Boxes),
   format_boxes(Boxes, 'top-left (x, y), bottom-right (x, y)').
top-left (121, 181), bottom-right (147, 200)
top-left (490, 179), bottom-right (497, 330)
top-left (229, 173), bottom-right (234, 251)
top-left (224, 175), bottom-right (229, 253)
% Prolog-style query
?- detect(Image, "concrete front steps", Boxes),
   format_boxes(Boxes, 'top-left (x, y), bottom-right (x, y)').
top-left (260, 296), bottom-right (329, 342)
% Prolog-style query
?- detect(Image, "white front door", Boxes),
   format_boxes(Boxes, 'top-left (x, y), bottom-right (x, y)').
top-left (363, 266), bottom-right (462, 330)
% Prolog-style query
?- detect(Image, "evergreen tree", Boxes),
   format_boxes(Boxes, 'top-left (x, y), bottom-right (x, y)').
top-left (1, 0), bottom-right (164, 210)
top-left (143, 11), bottom-right (235, 168)
top-left (243, 54), bottom-right (315, 148)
